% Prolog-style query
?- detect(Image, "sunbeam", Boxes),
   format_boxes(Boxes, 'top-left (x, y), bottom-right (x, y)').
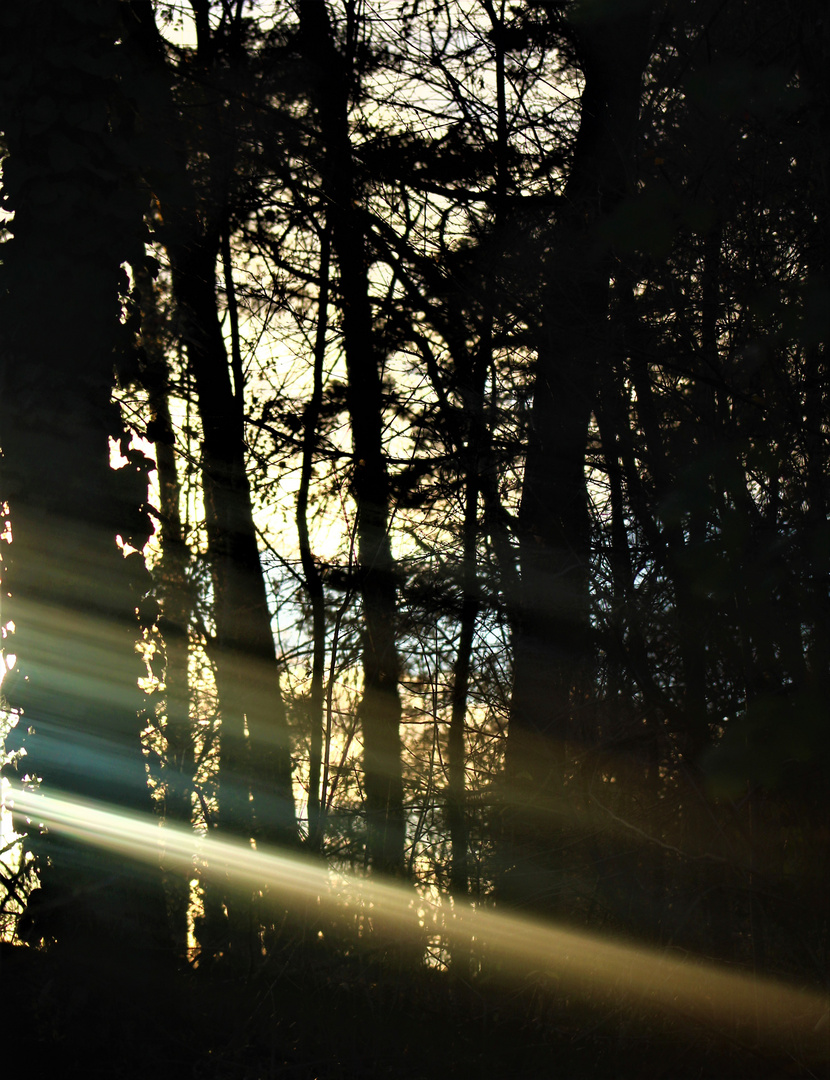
top-left (8, 785), bottom-right (829, 1060)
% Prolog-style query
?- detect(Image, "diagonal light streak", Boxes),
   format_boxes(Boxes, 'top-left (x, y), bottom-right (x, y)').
top-left (8, 785), bottom-right (829, 1059)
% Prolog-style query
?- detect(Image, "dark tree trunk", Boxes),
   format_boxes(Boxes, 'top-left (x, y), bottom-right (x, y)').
top-left (447, 471), bottom-right (478, 899)
top-left (300, 224), bottom-right (331, 852)
top-left (124, 3), bottom-right (297, 857)
top-left (298, 0), bottom-right (405, 875)
top-left (169, 238), bottom-right (297, 849)
top-left (0, 0), bottom-right (170, 999)
top-left (120, 4), bottom-right (298, 965)
top-left (503, 7), bottom-right (653, 908)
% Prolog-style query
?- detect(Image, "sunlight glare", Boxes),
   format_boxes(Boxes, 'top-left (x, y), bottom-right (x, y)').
top-left (8, 786), bottom-right (829, 1058)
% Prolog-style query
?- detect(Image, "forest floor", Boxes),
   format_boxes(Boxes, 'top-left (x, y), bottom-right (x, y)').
top-left (4, 939), bottom-right (828, 1079)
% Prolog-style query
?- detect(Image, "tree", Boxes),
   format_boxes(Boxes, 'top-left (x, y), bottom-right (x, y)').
top-left (296, 0), bottom-right (406, 875)
top-left (127, 2), bottom-right (297, 857)
top-left (0, 0), bottom-right (170, 1014)
top-left (1, 3), bottom-right (828, 1072)
top-left (502, 0), bottom-right (654, 911)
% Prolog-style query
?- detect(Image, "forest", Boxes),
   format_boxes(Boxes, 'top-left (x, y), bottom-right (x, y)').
top-left (0, 0), bottom-right (829, 1076)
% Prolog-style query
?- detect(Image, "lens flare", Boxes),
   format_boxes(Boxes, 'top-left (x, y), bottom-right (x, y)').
top-left (8, 785), bottom-right (829, 1059)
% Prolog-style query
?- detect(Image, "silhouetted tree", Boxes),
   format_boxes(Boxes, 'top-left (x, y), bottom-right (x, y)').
top-left (0, 0), bottom-right (171, 1012)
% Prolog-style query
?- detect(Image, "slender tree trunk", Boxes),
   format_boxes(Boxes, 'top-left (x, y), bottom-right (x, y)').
top-left (155, 395), bottom-right (195, 961)
top-left (299, 224), bottom-right (331, 852)
top-left (298, 0), bottom-right (405, 874)
top-left (138, 273), bottom-right (195, 960)
top-left (170, 238), bottom-right (297, 847)
top-left (447, 471), bottom-right (478, 898)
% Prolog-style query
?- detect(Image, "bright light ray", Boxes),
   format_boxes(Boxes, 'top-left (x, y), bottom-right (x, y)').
top-left (8, 786), bottom-right (829, 1060)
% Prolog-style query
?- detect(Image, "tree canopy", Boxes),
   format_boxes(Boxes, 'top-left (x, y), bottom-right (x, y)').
top-left (1, 1), bottom-right (828, 1076)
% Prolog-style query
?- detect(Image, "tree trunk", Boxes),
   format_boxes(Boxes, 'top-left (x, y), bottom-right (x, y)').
top-left (139, 272), bottom-right (195, 961)
top-left (298, 0), bottom-right (405, 875)
top-left (170, 238), bottom-right (297, 849)
top-left (299, 223), bottom-right (331, 852)
top-left (124, 3), bottom-right (297, 857)
top-left (503, 6), bottom-right (653, 909)
top-left (0, 0), bottom-right (171, 1003)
